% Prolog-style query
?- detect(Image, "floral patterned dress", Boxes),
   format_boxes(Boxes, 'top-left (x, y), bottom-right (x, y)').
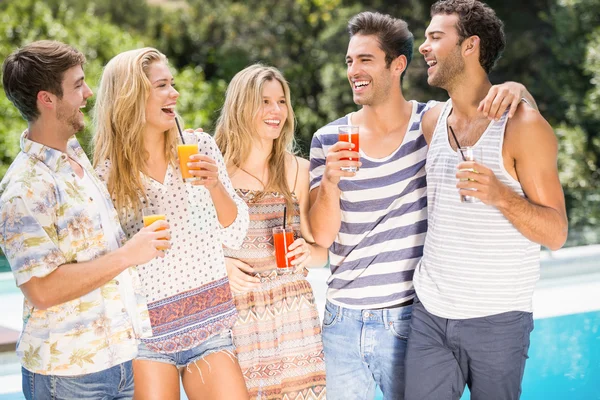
top-left (224, 189), bottom-right (326, 399)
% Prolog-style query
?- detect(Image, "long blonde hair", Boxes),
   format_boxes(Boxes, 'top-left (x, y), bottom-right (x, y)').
top-left (92, 47), bottom-right (178, 217)
top-left (214, 64), bottom-right (297, 214)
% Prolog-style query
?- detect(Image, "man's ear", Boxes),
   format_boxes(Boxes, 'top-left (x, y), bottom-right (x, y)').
top-left (37, 91), bottom-right (56, 112)
top-left (464, 36), bottom-right (480, 56)
top-left (392, 54), bottom-right (408, 78)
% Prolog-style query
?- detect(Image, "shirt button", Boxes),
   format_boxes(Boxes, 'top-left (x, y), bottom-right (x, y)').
top-left (61, 155), bottom-right (67, 160)
top-left (121, 308), bottom-right (127, 313)
top-left (127, 332), bottom-right (132, 339)
top-left (115, 280), bottom-right (120, 285)
top-left (89, 197), bottom-right (93, 201)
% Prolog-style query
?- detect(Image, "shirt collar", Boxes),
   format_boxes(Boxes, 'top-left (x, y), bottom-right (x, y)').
top-left (20, 130), bottom-right (87, 173)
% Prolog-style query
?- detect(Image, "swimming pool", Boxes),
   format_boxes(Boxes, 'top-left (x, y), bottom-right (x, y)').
top-left (1, 254), bottom-right (599, 399)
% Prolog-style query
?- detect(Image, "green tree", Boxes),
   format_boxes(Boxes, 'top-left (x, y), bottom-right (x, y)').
top-left (0, 0), bottom-right (147, 174)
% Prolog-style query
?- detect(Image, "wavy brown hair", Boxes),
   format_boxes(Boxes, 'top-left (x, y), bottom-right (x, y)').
top-left (214, 64), bottom-right (297, 216)
top-left (92, 48), bottom-right (178, 217)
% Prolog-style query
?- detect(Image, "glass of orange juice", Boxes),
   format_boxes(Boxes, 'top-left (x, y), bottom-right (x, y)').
top-left (272, 226), bottom-right (295, 274)
top-left (177, 132), bottom-right (199, 182)
top-left (338, 125), bottom-right (360, 172)
top-left (142, 207), bottom-right (168, 250)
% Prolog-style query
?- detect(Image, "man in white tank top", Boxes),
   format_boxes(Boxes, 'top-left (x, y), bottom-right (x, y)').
top-left (405, 2), bottom-right (568, 400)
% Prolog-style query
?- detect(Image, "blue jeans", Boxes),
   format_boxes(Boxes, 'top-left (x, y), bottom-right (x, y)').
top-left (136, 329), bottom-right (235, 369)
top-left (404, 297), bottom-right (533, 400)
top-left (322, 300), bottom-right (413, 400)
top-left (22, 361), bottom-right (133, 400)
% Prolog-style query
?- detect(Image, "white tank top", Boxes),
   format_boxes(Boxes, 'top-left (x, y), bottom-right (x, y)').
top-left (413, 100), bottom-right (540, 319)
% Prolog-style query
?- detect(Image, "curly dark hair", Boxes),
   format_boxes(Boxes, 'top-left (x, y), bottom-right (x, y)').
top-left (348, 11), bottom-right (414, 81)
top-left (431, 0), bottom-right (505, 73)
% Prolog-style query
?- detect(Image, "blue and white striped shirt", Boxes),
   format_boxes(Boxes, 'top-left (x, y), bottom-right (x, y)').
top-left (309, 100), bottom-right (435, 309)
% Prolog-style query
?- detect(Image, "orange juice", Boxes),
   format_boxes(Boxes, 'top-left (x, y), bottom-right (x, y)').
top-left (338, 132), bottom-right (360, 160)
top-left (177, 144), bottom-right (199, 181)
top-left (143, 214), bottom-right (166, 229)
top-left (273, 227), bottom-right (295, 274)
top-left (143, 214), bottom-right (168, 250)
top-left (338, 125), bottom-right (360, 172)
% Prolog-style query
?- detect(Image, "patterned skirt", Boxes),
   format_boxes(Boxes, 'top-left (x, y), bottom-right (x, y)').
top-left (232, 271), bottom-right (327, 399)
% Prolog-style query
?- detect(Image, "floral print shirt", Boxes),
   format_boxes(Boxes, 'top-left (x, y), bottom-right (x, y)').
top-left (0, 132), bottom-right (151, 376)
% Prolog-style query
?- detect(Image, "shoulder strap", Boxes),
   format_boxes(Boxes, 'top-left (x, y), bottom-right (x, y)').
top-left (292, 156), bottom-right (300, 193)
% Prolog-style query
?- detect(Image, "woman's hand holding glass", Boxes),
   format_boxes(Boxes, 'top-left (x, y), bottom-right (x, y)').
top-left (187, 154), bottom-right (220, 190)
top-left (286, 238), bottom-right (312, 273)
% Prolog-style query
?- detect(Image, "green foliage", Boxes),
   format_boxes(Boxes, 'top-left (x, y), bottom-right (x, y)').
top-left (0, 0), bottom-right (147, 161)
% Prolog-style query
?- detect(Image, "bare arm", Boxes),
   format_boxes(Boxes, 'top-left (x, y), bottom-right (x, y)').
top-left (478, 81), bottom-right (539, 120)
top-left (308, 141), bottom-right (360, 248)
top-left (21, 220), bottom-right (170, 310)
top-left (208, 182), bottom-right (238, 227)
top-left (188, 154), bottom-right (238, 228)
top-left (291, 157), bottom-right (327, 267)
top-left (457, 106), bottom-right (568, 250)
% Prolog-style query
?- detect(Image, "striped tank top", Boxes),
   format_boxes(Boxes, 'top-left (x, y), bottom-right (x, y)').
top-left (309, 100), bottom-right (435, 309)
top-left (413, 100), bottom-right (540, 319)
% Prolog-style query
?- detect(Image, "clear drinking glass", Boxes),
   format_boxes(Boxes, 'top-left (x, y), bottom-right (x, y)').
top-left (457, 146), bottom-right (482, 203)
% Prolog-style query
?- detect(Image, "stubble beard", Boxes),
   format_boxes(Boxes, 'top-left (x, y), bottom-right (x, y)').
top-left (56, 104), bottom-right (85, 135)
top-left (429, 49), bottom-right (465, 91)
top-left (354, 75), bottom-right (392, 107)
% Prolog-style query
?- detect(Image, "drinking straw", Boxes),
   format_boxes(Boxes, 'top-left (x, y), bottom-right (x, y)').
top-left (449, 125), bottom-right (466, 161)
top-left (175, 117), bottom-right (185, 144)
top-left (447, 108), bottom-right (466, 161)
top-left (282, 206), bottom-right (287, 229)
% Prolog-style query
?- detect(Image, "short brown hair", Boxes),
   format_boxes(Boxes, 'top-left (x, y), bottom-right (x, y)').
top-left (348, 12), bottom-right (414, 81)
top-left (431, 0), bottom-right (505, 73)
top-left (2, 40), bottom-right (86, 122)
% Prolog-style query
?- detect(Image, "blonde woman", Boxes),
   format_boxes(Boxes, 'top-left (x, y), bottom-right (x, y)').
top-left (214, 64), bottom-right (328, 399)
top-left (92, 48), bottom-right (249, 400)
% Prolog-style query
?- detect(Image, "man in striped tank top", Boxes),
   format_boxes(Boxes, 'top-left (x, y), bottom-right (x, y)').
top-left (406, 1), bottom-right (568, 400)
top-left (308, 10), bottom-right (532, 400)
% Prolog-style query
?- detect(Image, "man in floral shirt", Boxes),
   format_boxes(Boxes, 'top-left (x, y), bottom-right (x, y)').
top-left (0, 41), bottom-right (170, 399)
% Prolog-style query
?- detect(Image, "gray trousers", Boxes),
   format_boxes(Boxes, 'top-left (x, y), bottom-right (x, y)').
top-left (404, 297), bottom-right (533, 400)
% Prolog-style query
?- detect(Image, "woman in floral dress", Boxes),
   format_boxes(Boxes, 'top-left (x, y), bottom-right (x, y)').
top-left (215, 64), bottom-right (328, 399)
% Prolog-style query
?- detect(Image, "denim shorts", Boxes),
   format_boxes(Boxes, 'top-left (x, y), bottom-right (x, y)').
top-left (22, 361), bottom-right (133, 400)
top-left (136, 329), bottom-right (235, 369)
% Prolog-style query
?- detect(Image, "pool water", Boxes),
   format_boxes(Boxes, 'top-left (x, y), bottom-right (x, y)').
top-left (518, 311), bottom-right (600, 400)
top-left (0, 311), bottom-right (597, 399)
top-left (376, 311), bottom-right (600, 400)
top-left (0, 257), bottom-right (9, 274)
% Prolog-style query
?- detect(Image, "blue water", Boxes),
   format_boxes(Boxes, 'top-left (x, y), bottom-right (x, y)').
top-left (1, 311), bottom-right (599, 399)
top-left (0, 256), bottom-right (9, 274)
top-left (382, 311), bottom-right (600, 400)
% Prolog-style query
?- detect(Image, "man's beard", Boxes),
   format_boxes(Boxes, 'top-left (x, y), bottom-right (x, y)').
top-left (430, 50), bottom-right (465, 91)
top-left (56, 105), bottom-right (84, 134)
